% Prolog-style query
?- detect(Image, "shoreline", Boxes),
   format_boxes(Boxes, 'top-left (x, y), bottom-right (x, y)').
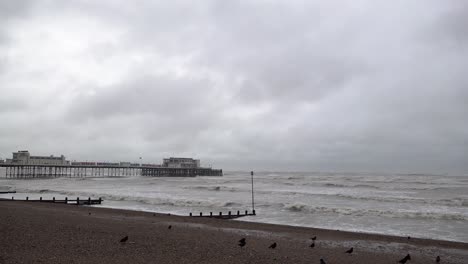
top-left (1, 202), bottom-right (467, 263)
top-left (97, 203), bottom-right (468, 244)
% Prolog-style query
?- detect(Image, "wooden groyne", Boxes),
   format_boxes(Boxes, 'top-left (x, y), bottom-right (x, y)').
top-left (0, 196), bottom-right (103, 205)
top-left (189, 210), bottom-right (256, 219)
top-left (0, 164), bottom-right (222, 178)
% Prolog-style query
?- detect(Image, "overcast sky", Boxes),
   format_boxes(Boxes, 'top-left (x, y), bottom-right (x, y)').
top-left (0, 1), bottom-right (467, 174)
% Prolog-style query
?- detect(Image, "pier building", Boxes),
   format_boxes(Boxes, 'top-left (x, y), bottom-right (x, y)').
top-left (163, 157), bottom-right (200, 168)
top-left (5, 151), bottom-right (69, 166)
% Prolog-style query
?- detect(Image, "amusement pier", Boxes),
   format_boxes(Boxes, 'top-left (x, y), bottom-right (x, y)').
top-left (0, 151), bottom-right (222, 178)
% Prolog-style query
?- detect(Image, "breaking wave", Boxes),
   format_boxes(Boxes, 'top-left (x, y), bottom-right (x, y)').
top-left (183, 185), bottom-right (239, 192)
top-left (282, 203), bottom-right (468, 221)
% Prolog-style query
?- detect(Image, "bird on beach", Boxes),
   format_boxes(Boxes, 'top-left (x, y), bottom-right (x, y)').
top-left (269, 242), bottom-right (277, 249)
top-left (345, 247), bottom-right (353, 254)
top-left (436, 256), bottom-right (440, 263)
top-left (398, 254), bottom-right (411, 264)
top-left (320, 257), bottom-right (327, 264)
top-left (311, 236), bottom-right (317, 241)
top-left (238, 238), bottom-right (246, 248)
top-left (310, 242), bottom-right (315, 248)
top-left (168, 225), bottom-right (172, 230)
top-left (120, 236), bottom-right (128, 243)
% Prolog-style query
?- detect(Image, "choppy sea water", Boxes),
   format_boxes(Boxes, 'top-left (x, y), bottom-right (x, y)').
top-left (1, 170), bottom-right (467, 243)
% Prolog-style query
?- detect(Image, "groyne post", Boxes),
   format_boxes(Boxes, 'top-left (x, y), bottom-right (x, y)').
top-left (251, 171), bottom-right (255, 214)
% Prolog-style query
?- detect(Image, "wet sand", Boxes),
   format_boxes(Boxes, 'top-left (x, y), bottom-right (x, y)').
top-left (0, 202), bottom-right (467, 263)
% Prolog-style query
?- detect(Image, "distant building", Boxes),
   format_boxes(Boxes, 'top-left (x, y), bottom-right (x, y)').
top-left (162, 157), bottom-right (200, 168)
top-left (6, 150), bottom-right (69, 165)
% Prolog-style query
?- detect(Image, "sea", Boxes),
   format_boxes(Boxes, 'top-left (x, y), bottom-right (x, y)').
top-left (1, 170), bottom-right (467, 243)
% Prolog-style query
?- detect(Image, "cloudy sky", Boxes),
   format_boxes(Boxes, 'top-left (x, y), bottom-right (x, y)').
top-left (0, 1), bottom-right (467, 174)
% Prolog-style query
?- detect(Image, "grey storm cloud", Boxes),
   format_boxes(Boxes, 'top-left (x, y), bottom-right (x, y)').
top-left (0, 0), bottom-right (467, 174)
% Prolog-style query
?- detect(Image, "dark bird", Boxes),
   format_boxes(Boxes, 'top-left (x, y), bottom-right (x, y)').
top-left (311, 236), bottom-right (317, 241)
top-left (88, 212), bottom-right (91, 215)
top-left (269, 242), bottom-right (277, 249)
top-left (238, 239), bottom-right (246, 248)
top-left (345, 247), bottom-right (353, 254)
top-left (436, 256), bottom-right (440, 263)
top-left (168, 225), bottom-right (172, 230)
top-left (310, 242), bottom-right (315, 248)
top-left (398, 254), bottom-right (411, 264)
top-left (407, 236), bottom-right (411, 240)
top-left (120, 236), bottom-right (128, 243)
top-left (320, 257), bottom-right (327, 264)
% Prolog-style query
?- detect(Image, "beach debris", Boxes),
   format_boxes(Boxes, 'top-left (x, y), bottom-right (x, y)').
top-left (436, 255), bottom-right (440, 263)
top-left (238, 238), bottom-right (246, 248)
top-left (311, 236), bottom-right (317, 241)
top-left (320, 257), bottom-right (327, 264)
top-left (345, 247), bottom-right (353, 254)
top-left (120, 236), bottom-right (128, 243)
top-left (168, 225), bottom-right (172, 230)
top-left (88, 212), bottom-right (91, 215)
top-left (398, 253), bottom-right (411, 264)
top-left (268, 242), bottom-right (277, 249)
top-left (407, 236), bottom-right (411, 240)
top-left (310, 242), bottom-right (315, 248)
